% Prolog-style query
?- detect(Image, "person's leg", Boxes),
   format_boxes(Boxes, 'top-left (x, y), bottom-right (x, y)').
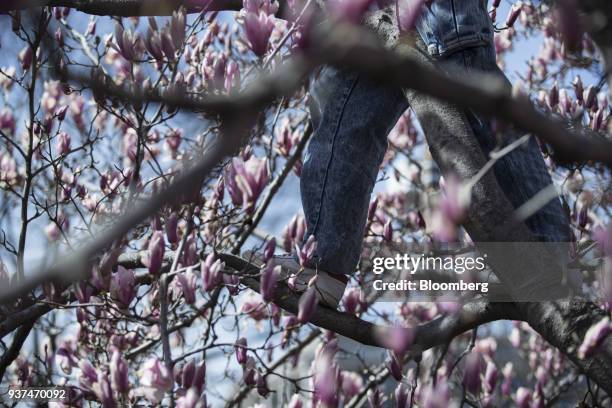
top-left (301, 66), bottom-right (409, 275)
top-left (416, 0), bottom-right (570, 243)
top-left (441, 46), bottom-right (571, 243)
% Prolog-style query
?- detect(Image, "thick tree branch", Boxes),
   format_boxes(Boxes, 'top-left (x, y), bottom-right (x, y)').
top-left (399, 36), bottom-right (612, 395)
top-left (0, 321), bottom-right (35, 380)
top-left (217, 253), bottom-right (519, 354)
top-left (0, 0), bottom-right (242, 16)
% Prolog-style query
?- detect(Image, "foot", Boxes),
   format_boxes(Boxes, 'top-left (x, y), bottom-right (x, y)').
top-left (242, 251), bottom-right (348, 308)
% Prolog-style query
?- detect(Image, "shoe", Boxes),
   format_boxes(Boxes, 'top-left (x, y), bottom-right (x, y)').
top-left (242, 251), bottom-right (348, 309)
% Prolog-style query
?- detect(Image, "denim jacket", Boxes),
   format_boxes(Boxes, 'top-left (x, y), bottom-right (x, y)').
top-left (416, 0), bottom-right (493, 57)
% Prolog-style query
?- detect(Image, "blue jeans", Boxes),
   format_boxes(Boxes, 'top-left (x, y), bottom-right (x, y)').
top-left (301, 1), bottom-right (570, 276)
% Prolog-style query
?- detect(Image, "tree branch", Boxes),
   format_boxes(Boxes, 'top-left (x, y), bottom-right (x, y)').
top-left (0, 0), bottom-right (242, 16)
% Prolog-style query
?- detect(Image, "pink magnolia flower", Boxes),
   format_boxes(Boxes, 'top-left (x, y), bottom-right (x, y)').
top-left (225, 60), bottom-right (241, 93)
top-left (87, 19), bottom-right (97, 35)
top-left (78, 359), bottom-right (99, 394)
top-left (114, 24), bottom-right (136, 61)
top-left (165, 128), bottom-right (182, 156)
top-left (591, 108), bottom-right (605, 131)
top-left (387, 350), bottom-right (403, 380)
top-left (145, 30), bottom-right (164, 63)
top-left (439, 175), bottom-right (469, 222)
top-left (225, 157), bottom-right (269, 213)
top-left (484, 360), bottom-right (498, 393)
top-left (182, 232), bottom-right (199, 267)
top-left (593, 224), bottom-right (612, 256)
top-left (395, 383), bottom-right (409, 408)
top-left (262, 238), bottom-right (276, 263)
top-left (505, 2), bottom-right (523, 28)
top-left (275, 123), bottom-right (293, 157)
top-left (383, 219), bottom-right (393, 242)
top-left (515, 387), bottom-right (532, 408)
top-left (212, 54), bottom-right (227, 91)
top-left (340, 371), bottom-right (363, 400)
top-left (509, 326), bottom-right (521, 348)
top-left (297, 287), bottom-right (317, 323)
top-left (241, 293), bottom-right (268, 321)
top-left (201, 252), bottom-right (224, 292)
top-left (558, 88), bottom-right (571, 115)
top-left (143, 230), bottom-right (165, 275)
top-left (242, 357), bottom-right (257, 385)
top-left (55, 342), bottom-right (78, 374)
top-left (55, 27), bottom-right (64, 46)
top-left (548, 81), bottom-right (559, 108)
top-left (161, 30), bottom-right (176, 60)
top-left (0, 109), bottom-right (16, 134)
top-left (282, 214), bottom-right (306, 252)
top-left (375, 324), bottom-right (414, 355)
top-left (420, 382), bottom-right (450, 408)
top-left (260, 263), bottom-right (280, 301)
top-left (243, 11), bottom-right (275, 56)
top-left (578, 317), bottom-right (612, 358)
top-left (535, 365), bottom-right (548, 386)
top-left (94, 372), bottom-right (116, 408)
top-left (256, 371), bottom-right (270, 397)
top-left (474, 337), bottom-right (497, 358)
top-left (368, 197), bottom-right (379, 221)
top-left (140, 358), bottom-right (173, 403)
top-left (296, 235), bottom-right (317, 267)
top-left (55, 105), bottom-right (68, 121)
top-left (223, 272), bottom-right (240, 295)
top-left (110, 350), bottom-right (129, 395)
top-left (462, 352), bottom-right (485, 395)
top-left (165, 213), bottom-right (179, 244)
top-left (584, 85), bottom-right (597, 110)
top-left (430, 175), bottom-right (470, 241)
top-left (170, 9), bottom-right (186, 50)
top-left (181, 360), bottom-right (206, 394)
top-left (19, 46), bottom-right (33, 71)
top-left (176, 387), bottom-right (204, 408)
top-left (287, 394), bottom-right (303, 408)
top-left (313, 344), bottom-right (339, 407)
top-left (573, 75), bottom-right (583, 101)
top-left (435, 299), bottom-right (461, 314)
top-left (45, 222), bottom-right (61, 242)
top-left (367, 387), bottom-right (384, 408)
top-left (342, 287), bottom-right (362, 315)
top-left (109, 266), bottom-right (136, 308)
top-left (181, 360), bottom-right (196, 388)
top-left (177, 270), bottom-right (198, 305)
top-left (235, 337), bottom-right (248, 365)
top-left (501, 362), bottom-right (513, 396)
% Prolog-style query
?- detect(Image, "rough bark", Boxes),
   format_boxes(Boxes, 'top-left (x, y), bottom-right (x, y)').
top-left (394, 36), bottom-right (612, 394)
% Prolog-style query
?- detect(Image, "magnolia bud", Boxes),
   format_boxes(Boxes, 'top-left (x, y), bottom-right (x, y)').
top-left (263, 238), bottom-right (276, 263)
top-left (144, 230), bottom-right (165, 275)
top-left (395, 383), bottom-right (409, 408)
top-left (505, 2), bottom-right (523, 28)
top-left (256, 371), bottom-right (270, 397)
top-left (387, 351), bottom-right (403, 380)
top-left (297, 287), bottom-right (317, 323)
top-left (260, 264), bottom-right (280, 302)
top-left (235, 337), bottom-right (248, 365)
top-left (19, 46), bottom-right (33, 71)
top-left (462, 353), bottom-right (484, 395)
top-left (110, 350), bottom-right (129, 395)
